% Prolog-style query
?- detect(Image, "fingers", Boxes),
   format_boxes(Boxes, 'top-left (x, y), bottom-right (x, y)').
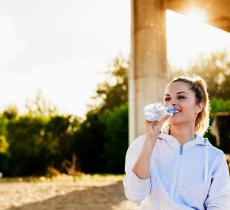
top-left (159, 114), bottom-right (171, 126)
top-left (144, 114), bottom-right (171, 127)
top-left (144, 119), bottom-right (158, 126)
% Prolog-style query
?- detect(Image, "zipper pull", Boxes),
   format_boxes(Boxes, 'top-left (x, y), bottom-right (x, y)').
top-left (180, 145), bottom-right (183, 155)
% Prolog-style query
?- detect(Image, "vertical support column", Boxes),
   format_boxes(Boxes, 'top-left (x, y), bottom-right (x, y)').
top-left (129, 0), bottom-right (168, 144)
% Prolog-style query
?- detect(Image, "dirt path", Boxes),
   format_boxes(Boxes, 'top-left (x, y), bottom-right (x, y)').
top-left (0, 175), bottom-right (140, 210)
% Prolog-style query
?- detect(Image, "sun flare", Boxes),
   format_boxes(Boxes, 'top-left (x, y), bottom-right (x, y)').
top-left (186, 7), bottom-right (207, 23)
top-left (166, 10), bottom-right (230, 69)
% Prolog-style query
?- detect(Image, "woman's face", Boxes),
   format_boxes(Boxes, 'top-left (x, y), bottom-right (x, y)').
top-left (164, 81), bottom-right (203, 126)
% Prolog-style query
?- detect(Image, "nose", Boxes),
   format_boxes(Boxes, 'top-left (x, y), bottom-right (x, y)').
top-left (165, 101), bottom-right (176, 108)
top-left (169, 99), bottom-right (177, 107)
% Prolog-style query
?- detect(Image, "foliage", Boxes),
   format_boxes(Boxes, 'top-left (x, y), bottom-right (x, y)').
top-left (0, 135), bottom-right (9, 154)
top-left (170, 51), bottom-right (230, 99)
top-left (72, 57), bottom-right (129, 174)
top-left (25, 91), bottom-right (58, 116)
top-left (210, 98), bottom-right (230, 113)
top-left (88, 57), bottom-right (129, 112)
top-left (0, 114), bottom-right (80, 177)
top-left (100, 103), bottom-right (128, 173)
top-left (0, 56), bottom-right (129, 176)
top-left (72, 111), bottom-right (107, 173)
top-left (0, 92), bottom-right (80, 177)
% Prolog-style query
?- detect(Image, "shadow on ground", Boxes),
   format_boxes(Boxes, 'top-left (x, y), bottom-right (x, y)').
top-left (7, 181), bottom-right (138, 210)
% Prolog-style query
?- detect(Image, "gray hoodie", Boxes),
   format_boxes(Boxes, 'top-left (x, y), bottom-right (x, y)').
top-left (123, 132), bottom-right (230, 210)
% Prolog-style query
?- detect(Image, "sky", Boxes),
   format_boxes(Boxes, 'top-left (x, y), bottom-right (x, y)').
top-left (0, 1), bottom-right (229, 117)
top-left (0, 0), bottom-right (130, 117)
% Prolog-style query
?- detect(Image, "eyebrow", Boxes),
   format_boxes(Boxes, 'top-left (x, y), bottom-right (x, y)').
top-left (164, 91), bottom-right (190, 96)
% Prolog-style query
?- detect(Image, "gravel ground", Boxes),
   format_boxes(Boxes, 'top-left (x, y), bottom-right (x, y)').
top-left (0, 175), bottom-right (140, 210)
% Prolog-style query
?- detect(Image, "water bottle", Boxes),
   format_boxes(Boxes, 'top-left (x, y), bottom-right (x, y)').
top-left (144, 103), bottom-right (175, 121)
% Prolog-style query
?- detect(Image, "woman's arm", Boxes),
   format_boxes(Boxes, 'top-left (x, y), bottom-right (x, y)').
top-left (204, 152), bottom-right (230, 209)
top-left (123, 115), bottom-right (169, 202)
top-left (132, 134), bottom-right (157, 179)
top-left (133, 115), bottom-right (169, 179)
top-left (123, 135), bottom-right (153, 202)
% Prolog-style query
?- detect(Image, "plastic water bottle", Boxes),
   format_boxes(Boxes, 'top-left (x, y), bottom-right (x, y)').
top-left (144, 103), bottom-right (175, 121)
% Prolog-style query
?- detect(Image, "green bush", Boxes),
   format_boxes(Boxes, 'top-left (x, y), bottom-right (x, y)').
top-left (5, 116), bottom-right (50, 176)
top-left (71, 104), bottom-right (129, 174)
top-left (0, 57), bottom-right (130, 176)
top-left (210, 98), bottom-right (230, 113)
top-left (0, 114), bottom-right (79, 177)
top-left (100, 103), bottom-right (128, 173)
top-left (0, 135), bottom-right (9, 154)
top-left (72, 111), bottom-right (107, 173)
top-left (204, 98), bottom-right (230, 150)
top-left (212, 113), bottom-right (230, 153)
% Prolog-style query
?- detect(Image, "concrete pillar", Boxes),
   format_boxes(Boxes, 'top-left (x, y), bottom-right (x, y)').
top-left (129, 0), bottom-right (169, 144)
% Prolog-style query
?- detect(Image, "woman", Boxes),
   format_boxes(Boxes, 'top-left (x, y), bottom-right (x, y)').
top-left (123, 76), bottom-right (230, 210)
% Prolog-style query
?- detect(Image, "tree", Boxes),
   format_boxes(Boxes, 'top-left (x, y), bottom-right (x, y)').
top-left (100, 103), bottom-right (128, 173)
top-left (169, 51), bottom-right (230, 99)
top-left (2, 106), bottom-right (18, 120)
top-left (72, 56), bottom-right (129, 173)
top-left (72, 111), bottom-right (107, 173)
top-left (0, 92), bottom-right (80, 176)
top-left (88, 56), bottom-right (129, 112)
top-left (25, 90), bottom-right (58, 116)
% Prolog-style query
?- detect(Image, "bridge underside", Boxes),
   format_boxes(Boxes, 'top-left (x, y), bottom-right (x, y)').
top-left (165, 0), bottom-right (230, 32)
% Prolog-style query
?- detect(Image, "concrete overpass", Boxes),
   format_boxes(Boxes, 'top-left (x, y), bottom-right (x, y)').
top-left (129, 0), bottom-right (230, 143)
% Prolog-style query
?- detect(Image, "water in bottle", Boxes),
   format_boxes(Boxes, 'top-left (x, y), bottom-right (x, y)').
top-left (144, 103), bottom-right (175, 121)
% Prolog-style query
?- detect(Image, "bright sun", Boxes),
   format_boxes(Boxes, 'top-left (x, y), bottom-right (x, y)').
top-left (186, 7), bottom-right (207, 22)
top-left (166, 9), bottom-right (230, 69)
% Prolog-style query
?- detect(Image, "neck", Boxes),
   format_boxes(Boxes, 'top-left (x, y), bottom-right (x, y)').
top-left (169, 124), bottom-right (196, 145)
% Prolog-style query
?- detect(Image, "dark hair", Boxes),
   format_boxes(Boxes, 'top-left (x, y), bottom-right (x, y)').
top-left (170, 75), bottom-right (210, 136)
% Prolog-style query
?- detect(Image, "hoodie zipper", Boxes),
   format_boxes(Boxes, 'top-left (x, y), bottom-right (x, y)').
top-left (174, 144), bottom-right (183, 200)
top-left (179, 144), bottom-right (183, 155)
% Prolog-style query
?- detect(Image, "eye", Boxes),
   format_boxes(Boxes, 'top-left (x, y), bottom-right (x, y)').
top-left (164, 97), bottom-right (170, 101)
top-left (177, 95), bottom-right (186, 99)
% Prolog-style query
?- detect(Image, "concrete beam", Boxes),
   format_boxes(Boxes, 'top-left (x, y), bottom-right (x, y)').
top-left (129, 0), bottom-right (168, 143)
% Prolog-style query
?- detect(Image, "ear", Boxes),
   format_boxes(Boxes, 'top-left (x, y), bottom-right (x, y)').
top-left (195, 102), bottom-right (204, 114)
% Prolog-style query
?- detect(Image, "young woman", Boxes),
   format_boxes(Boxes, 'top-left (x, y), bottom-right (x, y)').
top-left (123, 76), bottom-right (230, 210)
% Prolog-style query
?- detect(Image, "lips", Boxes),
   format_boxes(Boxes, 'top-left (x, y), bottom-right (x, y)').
top-left (174, 109), bottom-right (181, 114)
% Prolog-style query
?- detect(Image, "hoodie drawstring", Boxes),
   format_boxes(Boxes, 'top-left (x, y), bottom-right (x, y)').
top-left (204, 138), bottom-right (208, 183)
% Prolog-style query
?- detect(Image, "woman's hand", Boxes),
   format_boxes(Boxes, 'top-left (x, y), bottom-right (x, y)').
top-left (132, 114), bottom-right (171, 179)
top-left (144, 114), bottom-right (170, 140)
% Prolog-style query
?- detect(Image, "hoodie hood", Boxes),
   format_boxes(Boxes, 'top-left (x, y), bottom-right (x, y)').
top-left (158, 131), bottom-right (210, 148)
top-left (158, 132), bottom-right (210, 183)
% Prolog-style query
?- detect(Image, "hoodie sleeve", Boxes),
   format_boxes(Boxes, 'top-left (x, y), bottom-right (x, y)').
top-left (123, 136), bottom-right (152, 202)
top-left (204, 151), bottom-right (230, 210)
